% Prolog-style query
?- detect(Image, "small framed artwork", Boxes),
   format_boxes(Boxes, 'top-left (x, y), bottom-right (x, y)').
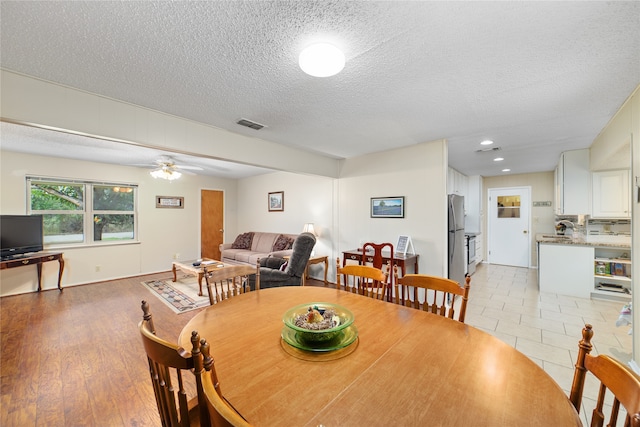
top-left (156, 196), bottom-right (184, 208)
top-left (268, 191), bottom-right (284, 212)
top-left (371, 196), bottom-right (404, 218)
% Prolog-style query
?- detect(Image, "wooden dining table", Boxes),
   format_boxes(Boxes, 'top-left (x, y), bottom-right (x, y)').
top-left (178, 286), bottom-right (581, 426)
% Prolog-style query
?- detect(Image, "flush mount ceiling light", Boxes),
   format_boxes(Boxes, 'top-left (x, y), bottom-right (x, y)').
top-left (502, 168), bottom-right (511, 172)
top-left (494, 157), bottom-right (504, 162)
top-left (480, 140), bottom-right (494, 145)
top-left (299, 43), bottom-right (345, 77)
top-left (150, 165), bottom-right (181, 181)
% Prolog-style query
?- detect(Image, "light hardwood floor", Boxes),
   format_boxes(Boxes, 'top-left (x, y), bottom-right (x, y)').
top-left (0, 272), bottom-right (201, 426)
top-left (0, 264), bottom-right (632, 426)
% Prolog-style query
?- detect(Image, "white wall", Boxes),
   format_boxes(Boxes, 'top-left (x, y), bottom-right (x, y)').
top-left (236, 171), bottom-right (337, 278)
top-left (0, 150), bottom-right (240, 296)
top-left (338, 140), bottom-right (449, 277)
top-left (232, 140), bottom-right (449, 283)
top-left (590, 86), bottom-right (636, 171)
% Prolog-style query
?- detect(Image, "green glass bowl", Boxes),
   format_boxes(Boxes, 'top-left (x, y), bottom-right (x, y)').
top-left (282, 302), bottom-right (355, 343)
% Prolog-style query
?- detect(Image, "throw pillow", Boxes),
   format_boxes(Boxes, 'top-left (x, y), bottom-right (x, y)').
top-left (231, 232), bottom-right (254, 249)
top-left (272, 234), bottom-right (294, 251)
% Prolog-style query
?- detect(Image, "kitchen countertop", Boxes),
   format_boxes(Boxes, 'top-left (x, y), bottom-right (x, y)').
top-left (536, 233), bottom-right (631, 249)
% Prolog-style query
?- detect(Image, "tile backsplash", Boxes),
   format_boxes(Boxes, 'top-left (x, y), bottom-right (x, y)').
top-left (554, 215), bottom-right (630, 239)
top-left (586, 218), bottom-right (631, 236)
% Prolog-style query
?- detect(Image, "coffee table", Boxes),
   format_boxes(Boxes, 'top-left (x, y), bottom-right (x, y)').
top-left (172, 258), bottom-right (224, 296)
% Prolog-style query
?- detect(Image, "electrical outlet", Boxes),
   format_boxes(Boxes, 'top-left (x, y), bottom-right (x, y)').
top-left (95, 265), bottom-right (101, 272)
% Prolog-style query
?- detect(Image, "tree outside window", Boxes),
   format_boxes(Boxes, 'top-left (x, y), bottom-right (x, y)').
top-left (29, 179), bottom-right (137, 245)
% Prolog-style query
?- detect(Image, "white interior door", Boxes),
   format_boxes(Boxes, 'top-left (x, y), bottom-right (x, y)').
top-left (487, 187), bottom-right (531, 267)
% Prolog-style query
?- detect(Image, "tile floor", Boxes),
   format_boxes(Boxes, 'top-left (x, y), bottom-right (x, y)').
top-left (466, 262), bottom-right (633, 426)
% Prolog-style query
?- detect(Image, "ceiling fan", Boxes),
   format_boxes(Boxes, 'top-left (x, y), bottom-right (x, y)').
top-left (145, 155), bottom-right (203, 180)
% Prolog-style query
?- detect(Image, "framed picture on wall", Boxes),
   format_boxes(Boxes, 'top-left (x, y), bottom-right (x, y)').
top-left (156, 196), bottom-right (184, 208)
top-left (268, 191), bottom-right (284, 212)
top-left (371, 196), bottom-right (404, 218)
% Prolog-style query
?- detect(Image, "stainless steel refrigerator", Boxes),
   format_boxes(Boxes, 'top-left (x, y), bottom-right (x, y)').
top-left (448, 194), bottom-right (465, 286)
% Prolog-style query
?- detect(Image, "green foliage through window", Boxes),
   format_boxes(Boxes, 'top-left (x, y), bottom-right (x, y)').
top-left (28, 178), bottom-right (137, 245)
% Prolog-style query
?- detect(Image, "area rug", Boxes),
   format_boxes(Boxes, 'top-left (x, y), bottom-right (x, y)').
top-left (141, 275), bottom-right (210, 314)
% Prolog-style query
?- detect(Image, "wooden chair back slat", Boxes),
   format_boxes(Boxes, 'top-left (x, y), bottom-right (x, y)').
top-left (362, 242), bottom-right (395, 287)
top-left (569, 324), bottom-right (640, 427)
top-left (204, 264), bottom-right (260, 305)
top-left (394, 270), bottom-right (471, 323)
top-left (335, 258), bottom-right (389, 300)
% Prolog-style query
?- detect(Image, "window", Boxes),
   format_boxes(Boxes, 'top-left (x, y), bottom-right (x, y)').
top-left (28, 177), bottom-right (137, 245)
top-left (496, 195), bottom-right (521, 218)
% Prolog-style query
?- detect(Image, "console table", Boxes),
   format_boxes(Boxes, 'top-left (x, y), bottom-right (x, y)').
top-left (342, 249), bottom-right (419, 276)
top-left (0, 252), bottom-right (64, 291)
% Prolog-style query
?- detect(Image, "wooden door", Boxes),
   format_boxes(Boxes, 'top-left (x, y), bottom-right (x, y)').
top-left (201, 190), bottom-right (223, 260)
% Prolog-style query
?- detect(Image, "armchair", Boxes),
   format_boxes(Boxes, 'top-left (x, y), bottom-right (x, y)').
top-left (248, 232), bottom-right (316, 289)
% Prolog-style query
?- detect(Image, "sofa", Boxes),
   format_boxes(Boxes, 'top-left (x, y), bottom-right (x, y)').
top-left (219, 232), bottom-right (298, 266)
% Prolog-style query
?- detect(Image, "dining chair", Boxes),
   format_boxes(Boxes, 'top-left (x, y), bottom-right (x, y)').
top-left (362, 241), bottom-right (394, 280)
top-left (204, 264), bottom-right (260, 305)
top-left (335, 257), bottom-right (389, 301)
top-left (394, 269), bottom-right (471, 323)
top-left (200, 338), bottom-right (253, 427)
top-left (361, 242), bottom-right (394, 269)
top-left (569, 324), bottom-right (640, 427)
top-left (138, 300), bottom-right (210, 426)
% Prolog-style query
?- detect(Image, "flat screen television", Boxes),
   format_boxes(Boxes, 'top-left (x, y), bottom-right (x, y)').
top-left (1, 215), bottom-right (44, 259)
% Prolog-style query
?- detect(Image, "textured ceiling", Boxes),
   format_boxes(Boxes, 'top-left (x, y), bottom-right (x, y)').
top-left (1, 1), bottom-right (639, 177)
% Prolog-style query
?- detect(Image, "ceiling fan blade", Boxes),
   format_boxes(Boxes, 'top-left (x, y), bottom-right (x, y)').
top-left (175, 165), bottom-right (203, 171)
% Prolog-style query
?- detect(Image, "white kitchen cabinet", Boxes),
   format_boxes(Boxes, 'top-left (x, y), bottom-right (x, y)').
top-left (474, 233), bottom-right (483, 263)
top-left (539, 243), bottom-right (593, 298)
top-left (554, 164), bottom-right (563, 215)
top-left (447, 167), bottom-right (468, 199)
top-left (555, 149), bottom-right (591, 215)
top-left (465, 175), bottom-right (483, 233)
top-left (591, 169), bottom-right (630, 218)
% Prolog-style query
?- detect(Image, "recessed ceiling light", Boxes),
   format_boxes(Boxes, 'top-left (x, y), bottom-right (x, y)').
top-left (480, 140), bottom-right (494, 145)
top-left (502, 168), bottom-right (511, 172)
top-left (299, 43), bottom-right (345, 77)
top-left (494, 157), bottom-right (504, 162)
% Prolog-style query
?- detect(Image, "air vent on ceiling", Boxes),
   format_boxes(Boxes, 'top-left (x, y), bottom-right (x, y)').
top-left (237, 118), bottom-right (266, 130)
top-left (474, 146), bottom-right (501, 153)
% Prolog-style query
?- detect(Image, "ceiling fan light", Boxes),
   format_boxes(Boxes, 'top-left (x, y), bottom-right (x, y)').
top-left (299, 43), bottom-right (345, 77)
top-left (150, 168), bottom-right (181, 180)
